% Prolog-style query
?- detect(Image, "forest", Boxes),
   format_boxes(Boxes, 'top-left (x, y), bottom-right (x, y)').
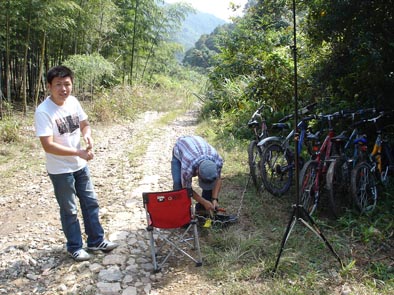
top-left (1, 0), bottom-right (393, 122)
top-left (0, 0), bottom-right (194, 115)
top-left (182, 0), bottom-right (394, 135)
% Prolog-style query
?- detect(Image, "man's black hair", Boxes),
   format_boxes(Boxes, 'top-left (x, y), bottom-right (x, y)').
top-left (47, 66), bottom-right (74, 84)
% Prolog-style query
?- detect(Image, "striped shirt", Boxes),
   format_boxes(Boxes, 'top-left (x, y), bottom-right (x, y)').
top-left (173, 135), bottom-right (223, 188)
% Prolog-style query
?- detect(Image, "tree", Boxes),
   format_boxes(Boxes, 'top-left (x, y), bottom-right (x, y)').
top-left (183, 30), bottom-right (222, 68)
top-left (64, 53), bottom-right (115, 99)
top-left (1, 0), bottom-right (190, 110)
top-left (203, 0), bottom-right (296, 115)
top-left (305, 0), bottom-right (394, 109)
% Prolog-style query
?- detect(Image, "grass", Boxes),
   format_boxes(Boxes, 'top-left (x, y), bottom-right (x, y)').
top-left (196, 116), bottom-right (394, 294)
top-left (0, 113), bottom-right (42, 181)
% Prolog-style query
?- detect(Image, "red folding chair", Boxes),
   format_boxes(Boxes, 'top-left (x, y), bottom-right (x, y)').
top-left (142, 188), bottom-right (203, 272)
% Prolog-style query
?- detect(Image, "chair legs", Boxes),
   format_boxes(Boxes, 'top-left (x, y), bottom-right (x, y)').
top-left (192, 220), bottom-right (203, 267)
top-left (143, 188), bottom-right (202, 272)
top-left (147, 219), bottom-right (202, 272)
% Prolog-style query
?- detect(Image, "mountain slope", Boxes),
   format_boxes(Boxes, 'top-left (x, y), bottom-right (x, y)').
top-left (175, 11), bottom-right (226, 51)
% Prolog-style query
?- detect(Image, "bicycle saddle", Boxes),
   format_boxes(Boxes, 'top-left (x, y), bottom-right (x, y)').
top-left (331, 131), bottom-right (348, 142)
top-left (271, 123), bottom-right (290, 130)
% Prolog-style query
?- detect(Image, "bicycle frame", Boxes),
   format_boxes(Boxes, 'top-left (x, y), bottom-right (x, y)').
top-left (325, 109), bottom-right (377, 217)
top-left (257, 103), bottom-right (318, 197)
top-left (368, 112), bottom-right (394, 185)
top-left (279, 118), bottom-right (316, 172)
top-left (370, 132), bottom-right (383, 174)
top-left (300, 113), bottom-right (339, 213)
top-left (342, 108), bottom-right (377, 165)
top-left (344, 126), bottom-right (367, 166)
top-left (371, 138), bottom-right (394, 187)
top-left (314, 115), bottom-right (337, 174)
top-left (247, 104), bottom-right (272, 191)
top-left (348, 111), bottom-right (389, 214)
top-left (248, 105), bottom-right (269, 142)
top-left (257, 102), bottom-right (318, 149)
top-left (260, 114), bottom-right (317, 154)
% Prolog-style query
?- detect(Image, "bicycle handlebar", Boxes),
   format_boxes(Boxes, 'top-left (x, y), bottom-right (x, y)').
top-left (366, 109), bottom-right (394, 123)
top-left (298, 114), bottom-right (318, 123)
top-left (278, 102), bottom-right (318, 123)
top-left (316, 112), bottom-right (341, 121)
top-left (299, 102), bottom-right (318, 114)
top-left (348, 109), bottom-right (393, 127)
top-left (278, 114), bottom-right (293, 123)
top-left (249, 104), bottom-right (273, 121)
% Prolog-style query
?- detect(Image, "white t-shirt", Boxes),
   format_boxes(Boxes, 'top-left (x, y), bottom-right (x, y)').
top-left (35, 95), bottom-right (88, 174)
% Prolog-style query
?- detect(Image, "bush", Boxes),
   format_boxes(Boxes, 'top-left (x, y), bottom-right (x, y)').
top-left (87, 87), bottom-right (137, 123)
top-left (0, 119), bottom-right (20, 143)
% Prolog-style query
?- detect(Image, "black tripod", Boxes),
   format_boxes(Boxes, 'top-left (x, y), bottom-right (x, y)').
top-left (272, 0), bottom-right (343, 273)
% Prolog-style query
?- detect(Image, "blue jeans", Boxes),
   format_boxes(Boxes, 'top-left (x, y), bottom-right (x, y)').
top-left (171, 153), bottom-right (212, 208)
top-left (49, 166), bottom-right (104, 253)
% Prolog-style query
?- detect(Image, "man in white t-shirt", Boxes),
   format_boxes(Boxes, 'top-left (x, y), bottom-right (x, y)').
top-left (35, 66), bottom-right (118, 262)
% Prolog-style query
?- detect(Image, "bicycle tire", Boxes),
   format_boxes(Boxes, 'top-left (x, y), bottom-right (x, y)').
top-left (326, 157), bottom-right (352, 218)
top-left (247, 140), bottom-right (263, 192)
top-left (299, 160), bottom-right (319, 215)
top-left (260, 142), bottom-right (293, 197)
top-left (351, 161), bottom-right (378, 214)
top-left (381, 141), bottom-right (394, 186)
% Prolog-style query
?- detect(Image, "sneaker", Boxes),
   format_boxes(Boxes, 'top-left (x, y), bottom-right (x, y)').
top-left (70, 249), bottom-right (91, 262)
top-left (214, 213), bottom-right (238, 223)
top-left (87, 240), bottom-right (119, 253)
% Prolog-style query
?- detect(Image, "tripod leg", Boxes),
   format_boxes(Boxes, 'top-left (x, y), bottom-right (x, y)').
top-left (273, 206), bottom-right (298, 274)
top-left (298, 206), bottom-right (343, 266)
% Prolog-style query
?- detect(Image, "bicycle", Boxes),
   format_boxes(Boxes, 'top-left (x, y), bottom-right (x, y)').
top-left (258, 102), bottom-right (318, 197)
top-left (299, 111), bottom-right (344, 215)
top-left (326, 108), bottom-right (376, 217)
top-left (259, 114), bottom-right (319, 196)
top-left (247, 104), bottom-right (271, 192)
top-left (351, 110), bottom-right (394, 214)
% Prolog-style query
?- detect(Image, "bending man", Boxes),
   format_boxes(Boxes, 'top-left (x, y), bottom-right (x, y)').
top-left (171, 135), bottom-right (223, 213)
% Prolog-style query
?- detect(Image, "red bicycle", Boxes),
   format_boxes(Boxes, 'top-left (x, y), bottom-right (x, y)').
top-left (299, 112), bottom-right (344, 215)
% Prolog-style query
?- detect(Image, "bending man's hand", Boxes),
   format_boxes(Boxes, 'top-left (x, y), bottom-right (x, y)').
top-left (202, 200), bottom-right (215, 211)
top-left (192, 190), bottom-right (215, 211)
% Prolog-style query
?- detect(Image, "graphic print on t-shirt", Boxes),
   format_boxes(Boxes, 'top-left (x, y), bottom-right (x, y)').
top-left (55, 114), bottom-right (80, 135)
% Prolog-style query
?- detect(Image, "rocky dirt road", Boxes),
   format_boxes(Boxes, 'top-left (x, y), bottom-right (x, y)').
top-left (0, 109), bottom-right (217, 294)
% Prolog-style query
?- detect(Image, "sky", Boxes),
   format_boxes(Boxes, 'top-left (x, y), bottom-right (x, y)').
top-left (164, 0), bottom-right (248, 22)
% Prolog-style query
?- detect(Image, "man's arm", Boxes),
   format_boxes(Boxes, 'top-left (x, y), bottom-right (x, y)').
top-left (211, 177), bottom-right (222, 208)
top-left (38, 119), bottom-right (93, 161)
top-left (192, 190), bottom-right (215, 211)
top-left (39, 136), bottom-right (93, 161)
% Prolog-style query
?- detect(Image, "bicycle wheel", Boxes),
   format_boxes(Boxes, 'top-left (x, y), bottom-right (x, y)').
top-left (326, 157), bottom-right (351, 218)
top-left (247, 140), bottom-right (263, 191)
top-left (351, 161), bottom-right (378, 214)
top-left (261, 142), bottom-right (293, 196)
top-left (381, 141), bottom-right (394, 186)
top-left (299, 160), bottom-right (319, 215)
